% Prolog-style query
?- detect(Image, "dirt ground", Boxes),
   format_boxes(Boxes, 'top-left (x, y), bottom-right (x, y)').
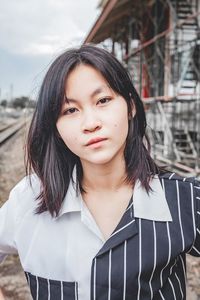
top-left (0, 123), bottom-right (200, 299)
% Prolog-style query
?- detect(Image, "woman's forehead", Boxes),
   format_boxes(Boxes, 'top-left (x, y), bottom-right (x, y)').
top-left (66, 64), bottom-right (106, 86)
top-left (65, 65), bottom-right (114, 99)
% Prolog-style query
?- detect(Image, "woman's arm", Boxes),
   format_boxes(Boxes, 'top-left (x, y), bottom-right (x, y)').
top-left (0, 181), bottom-right (22, 261)
top-left (0, 289), bottom-right (5, 300)
top-left (188, 179), bottom-right (200, 256)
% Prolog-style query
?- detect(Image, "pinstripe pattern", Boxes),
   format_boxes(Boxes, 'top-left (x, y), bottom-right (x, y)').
top-left (25, 272), bottom-right (78, 300)
top-left (109, 219), bottom-right (135, 238)
top-left (23, 174), bottom-right (200, 299)
top-left (75, 282), bottom-right (78, 300)
top-left (168, 277), bottom-right (176, 299)
top-left (26, 272), bottom-right (30, 288)
top-left (159, 178), bottom-right (172, 289)
top-left (61, 281), bottom-right (63, 300)
top-left (180, 255), bottom-right (187, 293)
top-left (122, 240), bottom-right (127, 300)
top-left (169, 173), bottom-right (175, 179)
top-left (137, 218), bottom-right (142, 300)
top-left (149, 221), bottom-right (156, 299)
top-left (159, 290), bottom-right (165, 300)
top-left (47, 279), bottom-right (50, 300)
top-left (193, 246), bottom-right (200, 255)
top-left (176, 180), bottom-right (185, 251)
top-left (190, 182), bottom-right (196, 238)
top-left (175, 272), bottom-right (183, 299)
top-left (89, 174), bottom-right (200, 300)
top-left (93, 258), bottom-right (97, 300)
top-left (160, 221), bottom-right (171, 287)
top-left (108, 249), bottom-right (112, 300)
top-left (36, 276), bottom-right (39, 300)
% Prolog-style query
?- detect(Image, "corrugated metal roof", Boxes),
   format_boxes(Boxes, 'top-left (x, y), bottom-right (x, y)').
top-left (84, 0), bottom-right (152, 44)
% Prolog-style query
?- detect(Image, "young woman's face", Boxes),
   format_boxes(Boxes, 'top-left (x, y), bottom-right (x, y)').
top-left (56, 64), bottom-right (133, 166)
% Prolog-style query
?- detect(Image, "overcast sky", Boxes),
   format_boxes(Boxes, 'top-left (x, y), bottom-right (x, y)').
top-left (0, 0), bottom-right (100, 100)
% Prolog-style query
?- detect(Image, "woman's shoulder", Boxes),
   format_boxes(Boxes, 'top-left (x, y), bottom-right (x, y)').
top-left (158, 171), bottom-right (199, 184)
top-left (0, 174), bottom-right (42, 232)
top-left (7, 173), bottom-right (41, 215)
top-left (157, 171), bottom-right (200, 199)
top-left (11, 173), bottom-right (41, 195)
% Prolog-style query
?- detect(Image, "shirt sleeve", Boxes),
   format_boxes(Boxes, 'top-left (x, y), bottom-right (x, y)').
top-left (188, 178), bottom-right (200, 257)
top-left (0, 188), bottom-right (18, 263)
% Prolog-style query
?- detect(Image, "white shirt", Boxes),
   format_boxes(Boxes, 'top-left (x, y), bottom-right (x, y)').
top-left (0, 169), bottom-right (172, 300)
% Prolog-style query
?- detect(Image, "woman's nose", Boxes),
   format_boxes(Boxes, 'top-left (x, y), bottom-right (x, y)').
top-left (81, 110), bottom-right (102, 133)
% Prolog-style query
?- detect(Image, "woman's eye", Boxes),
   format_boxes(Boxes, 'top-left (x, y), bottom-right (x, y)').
top-left (98, 98), bottom-right (111, 105)
top-left (63, 107), bottom-right (78, 115)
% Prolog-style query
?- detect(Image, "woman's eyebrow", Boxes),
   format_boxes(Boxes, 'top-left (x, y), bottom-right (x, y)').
top-left (90, 85), bottom-right (110, 98)
top-left (65, 84), bottom-right (110, 103)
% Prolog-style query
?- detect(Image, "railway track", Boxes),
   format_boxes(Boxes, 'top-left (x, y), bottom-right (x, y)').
top-left (0, 122), bottom-right (18, 133)
top-left (0, 119), bottom-right (27, 146)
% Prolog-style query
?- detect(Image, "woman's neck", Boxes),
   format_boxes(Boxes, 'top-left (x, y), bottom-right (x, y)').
top-left (80, 159), bottom-right (129, 192)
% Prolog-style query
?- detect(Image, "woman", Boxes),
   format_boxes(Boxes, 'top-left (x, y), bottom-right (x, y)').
top-left (0, 45), bottom-right (199, 300)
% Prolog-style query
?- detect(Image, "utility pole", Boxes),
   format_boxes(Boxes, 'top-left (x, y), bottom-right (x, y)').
top-left (10, 84), bottom-right (13, 102)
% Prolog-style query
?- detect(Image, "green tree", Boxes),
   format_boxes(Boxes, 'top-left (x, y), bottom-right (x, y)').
top-left (0, 99), bottom-right (7, 107)
top-left (12, 97), bottom-right (29, 109)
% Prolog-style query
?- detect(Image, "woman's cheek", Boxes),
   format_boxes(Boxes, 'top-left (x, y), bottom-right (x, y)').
top-left (65, 136), bottom-right (79, 150)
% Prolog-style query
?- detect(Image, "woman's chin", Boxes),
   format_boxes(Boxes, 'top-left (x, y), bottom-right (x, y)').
top-left (80, 152), bottom-right (122, 167)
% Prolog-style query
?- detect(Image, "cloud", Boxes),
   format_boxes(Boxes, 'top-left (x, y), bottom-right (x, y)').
top-left (0, 0), bottom-right (100, 97)
top-left (0, 0), bottom-right (99, 56)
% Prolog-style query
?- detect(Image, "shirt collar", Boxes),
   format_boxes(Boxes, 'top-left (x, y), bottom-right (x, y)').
top-left (57, 177), bottom-right (82, 216)
top-left (57, 168), bottom-right (172, 222)
top-left (133, 176), bottom-right (172, 221)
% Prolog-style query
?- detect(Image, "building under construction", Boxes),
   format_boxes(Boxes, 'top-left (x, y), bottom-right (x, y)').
top-left (84, 0), bottom-right (200, 178)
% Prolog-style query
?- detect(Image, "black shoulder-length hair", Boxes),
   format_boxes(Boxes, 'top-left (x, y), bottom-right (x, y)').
top-left (26, 44), bottom-right (159, 217)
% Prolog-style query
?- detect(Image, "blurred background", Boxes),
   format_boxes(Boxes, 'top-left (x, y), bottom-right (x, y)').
top-left (0, 0), bottom-right (200, 299)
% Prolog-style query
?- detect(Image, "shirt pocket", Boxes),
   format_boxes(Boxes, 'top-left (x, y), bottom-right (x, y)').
top-left (25, 272), bottom-right (78, 300)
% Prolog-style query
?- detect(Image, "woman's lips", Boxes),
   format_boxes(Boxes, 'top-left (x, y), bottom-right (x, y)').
top-left (86, 137), bottom-right (107, 146)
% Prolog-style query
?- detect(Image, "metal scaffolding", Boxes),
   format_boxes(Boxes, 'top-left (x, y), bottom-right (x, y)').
top-left (84, 0), bottom-right (200, 177)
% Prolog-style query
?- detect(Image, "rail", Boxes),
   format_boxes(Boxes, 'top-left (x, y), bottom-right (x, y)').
top-left (0, 119), bottom-right (26, 146)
